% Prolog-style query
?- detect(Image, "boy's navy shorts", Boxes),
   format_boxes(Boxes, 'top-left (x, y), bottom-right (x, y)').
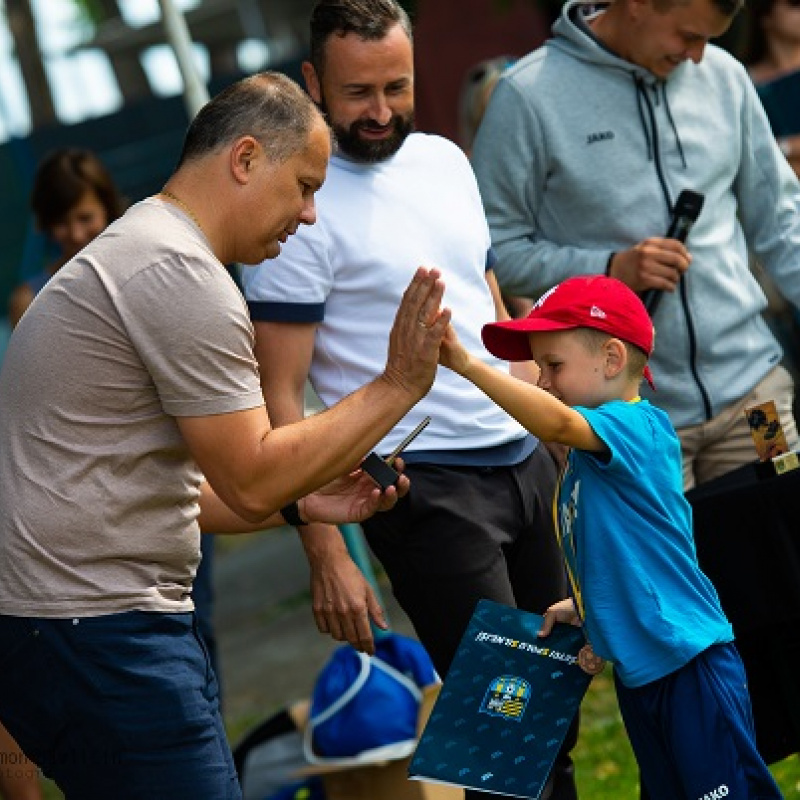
top-left (0, 610), bottom-right (241, 799)
top-left (614, 642), bottom-right (782, 800)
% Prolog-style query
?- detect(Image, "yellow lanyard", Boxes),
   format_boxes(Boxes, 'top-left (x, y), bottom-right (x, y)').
top-left (553, 454), bottom-right (584, 622)
top-left (552, 396), bottom-right (641, 623)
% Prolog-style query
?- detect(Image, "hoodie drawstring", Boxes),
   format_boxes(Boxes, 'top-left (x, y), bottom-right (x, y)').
top-left (634, 74), bottom-right (711, 419)
top-left (633, 73), bottom-right (691, 209)
top-left (662, 82), bottom-right (688, 169)
top-left (634, 75), bottom-right (654, 162)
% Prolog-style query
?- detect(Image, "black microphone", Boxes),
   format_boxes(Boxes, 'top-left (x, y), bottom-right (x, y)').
top-left (642, 189), bottom-right (705, 317)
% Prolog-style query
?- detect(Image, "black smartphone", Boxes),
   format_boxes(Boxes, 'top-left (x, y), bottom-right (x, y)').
top-left (362, 416), bottom-right (431, 489)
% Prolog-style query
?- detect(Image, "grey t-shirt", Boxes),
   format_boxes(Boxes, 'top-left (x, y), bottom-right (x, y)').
top-left (0, 198), bottom-right (264, 616)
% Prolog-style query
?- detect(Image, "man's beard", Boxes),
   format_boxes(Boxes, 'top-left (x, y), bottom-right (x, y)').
top-left (321, 100), bottom-right (415, 163)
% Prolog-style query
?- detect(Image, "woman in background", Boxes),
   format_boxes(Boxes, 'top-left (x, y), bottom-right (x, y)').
top-left (7, 148), bottom-right (125, 329)
top-left (739, 0), bottom-right (800, 381)
top-left (740, 0), bottom-right (800, 177)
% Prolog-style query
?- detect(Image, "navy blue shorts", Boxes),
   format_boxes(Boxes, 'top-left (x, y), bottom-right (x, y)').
top-left (0, 610), bottom-right (240, 799)
top-left (614, 642), bottom-right (782, 800)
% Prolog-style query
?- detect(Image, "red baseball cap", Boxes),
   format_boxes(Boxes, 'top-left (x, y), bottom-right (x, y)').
top-left (482, 275), bottom-right (655, 387)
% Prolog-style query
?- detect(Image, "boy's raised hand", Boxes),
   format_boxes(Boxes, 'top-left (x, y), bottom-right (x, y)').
top-left (538, 598), bottom-right (580, 637)
top-left (438, 322), bottom-right (473, 376)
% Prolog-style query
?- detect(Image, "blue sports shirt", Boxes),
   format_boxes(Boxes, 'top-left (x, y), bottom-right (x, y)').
top-left (557, 399), bottom-right (733, 687)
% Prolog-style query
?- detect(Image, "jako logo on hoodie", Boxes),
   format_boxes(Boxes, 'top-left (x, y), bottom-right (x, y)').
top-left (586, 131), bottom-right (615, 145)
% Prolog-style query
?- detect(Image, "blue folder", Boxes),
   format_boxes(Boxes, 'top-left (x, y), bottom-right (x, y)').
top-left (409, 599), bottom-right (593, 799)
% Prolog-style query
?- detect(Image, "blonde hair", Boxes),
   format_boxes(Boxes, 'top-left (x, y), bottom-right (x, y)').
top-left (458, 56), bottom-right (515, 153)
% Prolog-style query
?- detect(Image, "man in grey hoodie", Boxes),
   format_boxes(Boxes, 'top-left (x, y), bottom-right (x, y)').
top-left (473, 0), bottom-right (800, 491)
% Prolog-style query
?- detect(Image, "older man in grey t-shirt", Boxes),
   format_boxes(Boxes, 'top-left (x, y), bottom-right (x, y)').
top-left (0, 72), bottom-right (449, 800)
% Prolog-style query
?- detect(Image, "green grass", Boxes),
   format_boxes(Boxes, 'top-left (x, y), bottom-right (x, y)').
top-left (574, 670), bottom-right (639, 797)
top-left (37, 667), bottom-right (800, 799)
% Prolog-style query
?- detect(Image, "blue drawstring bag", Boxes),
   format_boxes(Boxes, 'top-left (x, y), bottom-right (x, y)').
top-left (304, 632), bottom-right (438, 765)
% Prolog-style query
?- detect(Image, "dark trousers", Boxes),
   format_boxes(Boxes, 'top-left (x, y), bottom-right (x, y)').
top-left (0, 611), bottom-right (240, 799)
top-left (363, 442), bottom-right (579, 800)
top-left (618, 644), bottom-right (781, 800)
top-left (194, 534), bottom-right (220, 682)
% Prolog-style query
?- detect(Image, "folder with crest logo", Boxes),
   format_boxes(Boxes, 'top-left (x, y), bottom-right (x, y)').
top-left (409, 599), bottom-right (593, 799)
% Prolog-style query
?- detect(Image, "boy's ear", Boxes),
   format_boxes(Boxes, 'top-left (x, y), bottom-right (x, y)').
top-left (603, 338), bottom-right (627, 379)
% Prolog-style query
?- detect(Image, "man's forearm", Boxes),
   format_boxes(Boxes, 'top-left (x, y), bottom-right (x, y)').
top-left (198, 481), bottom-right (285, 533)
top-left (264, 375), bottom-right (349, 544)
top-left (255, 371), bottom-right (420, 507)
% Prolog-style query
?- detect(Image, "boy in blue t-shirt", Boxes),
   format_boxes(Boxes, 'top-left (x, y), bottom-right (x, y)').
top-left (439, 275), bottom-right (781, 799)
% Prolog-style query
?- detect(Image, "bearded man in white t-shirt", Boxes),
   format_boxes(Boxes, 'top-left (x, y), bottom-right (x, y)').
top-left (242, 3), bottom-right (579, 799)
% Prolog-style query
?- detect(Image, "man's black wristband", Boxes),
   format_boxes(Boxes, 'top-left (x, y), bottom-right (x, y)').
top-left (281, 500), bottom-right (307, 527)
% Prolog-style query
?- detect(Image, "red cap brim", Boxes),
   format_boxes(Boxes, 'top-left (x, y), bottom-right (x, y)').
top-left (482, 318), bottom-right (574, 362)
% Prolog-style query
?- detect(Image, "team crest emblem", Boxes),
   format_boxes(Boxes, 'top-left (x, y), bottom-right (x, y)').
top-left (480, 676), bottom-right (531, 722)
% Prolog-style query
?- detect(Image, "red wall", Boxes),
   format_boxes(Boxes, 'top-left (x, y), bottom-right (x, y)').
top-left (412, 0), bottom-right (552, 143)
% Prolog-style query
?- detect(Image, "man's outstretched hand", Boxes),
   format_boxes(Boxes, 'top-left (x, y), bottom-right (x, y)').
top-left (300, 457), bottom-right (410, 525)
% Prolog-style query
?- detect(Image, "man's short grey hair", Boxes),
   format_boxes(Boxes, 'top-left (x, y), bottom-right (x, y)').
top-left (177, 72), bottom-right (325, 166)
top-left (309, 0), bottom-right (413, 77)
